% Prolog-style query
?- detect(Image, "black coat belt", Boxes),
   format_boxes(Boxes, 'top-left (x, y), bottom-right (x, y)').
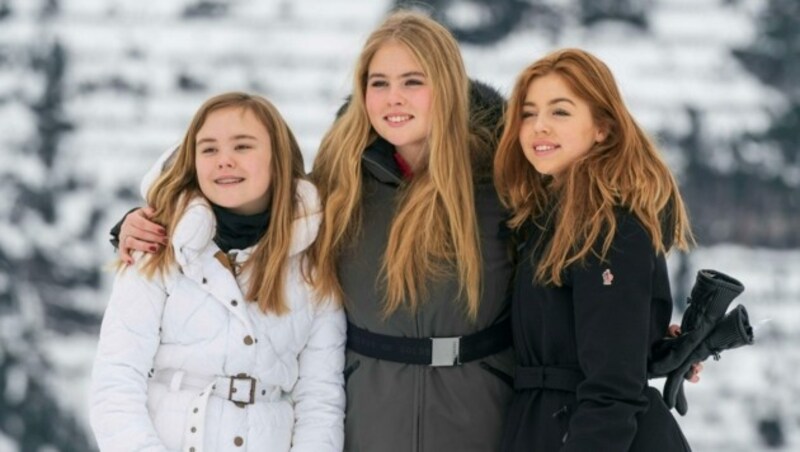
top-left (513, 366), bottom-right (585, 392)
top-left (346, 318), bottom-right (512, 367)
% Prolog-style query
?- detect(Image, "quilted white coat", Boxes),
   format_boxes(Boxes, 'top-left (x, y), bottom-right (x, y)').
top-left (90, 180), bottom-right (346, 452)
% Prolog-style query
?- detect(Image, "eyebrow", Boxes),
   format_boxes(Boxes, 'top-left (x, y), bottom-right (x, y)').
top-left (196, 134), bottom-right (257, 145)
top-left (367, 71), bottom-right (426, 80)
top-left (522, 97), bottom-right (576, 107)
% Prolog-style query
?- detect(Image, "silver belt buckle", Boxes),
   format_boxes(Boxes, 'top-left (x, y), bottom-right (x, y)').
top-left (430, 336), bottom-right (461, 366)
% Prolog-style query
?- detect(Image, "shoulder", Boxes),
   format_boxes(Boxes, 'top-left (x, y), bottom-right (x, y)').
top-left (289, 179), bottom-right (322, 256)
top-left (612, 209), bottom-right (656, 253)
top-left (294, 179), bottom-right (321, 216)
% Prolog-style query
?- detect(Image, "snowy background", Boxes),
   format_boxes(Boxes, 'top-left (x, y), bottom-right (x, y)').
top-left (0, 0), bottom-right (798, 450)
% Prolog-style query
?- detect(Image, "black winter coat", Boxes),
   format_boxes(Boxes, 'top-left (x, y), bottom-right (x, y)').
top-left (501, 211), bottom-right (692, 452)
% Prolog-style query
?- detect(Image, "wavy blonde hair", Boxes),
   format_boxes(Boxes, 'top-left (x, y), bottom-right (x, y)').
top-left (139, 92), bottom-right (306, 314)
top-left (494, 48), bottom-right (693, 285)
top-left (309, 11), bottom-right (482, 319)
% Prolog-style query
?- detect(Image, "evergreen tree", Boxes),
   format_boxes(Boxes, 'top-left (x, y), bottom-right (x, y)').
top-left (0, 6), bottom-right (101, 449)
top-left (735, 0), bottom-right (800, 182)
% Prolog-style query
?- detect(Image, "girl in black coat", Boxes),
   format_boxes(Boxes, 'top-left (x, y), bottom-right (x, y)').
top-left (494, 48), bottom-right (694, 451)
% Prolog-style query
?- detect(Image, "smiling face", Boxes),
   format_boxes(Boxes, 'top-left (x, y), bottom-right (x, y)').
top-left (195, 106), bottom-right (272, 215)
top-left (519, 73), bottom-right (606, 178)
top-left (365, 41), bottom-right (433, 170)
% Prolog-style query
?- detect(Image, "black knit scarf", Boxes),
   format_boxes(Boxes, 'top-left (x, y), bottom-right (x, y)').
top-left (211, 203), bottom-right (271, 252)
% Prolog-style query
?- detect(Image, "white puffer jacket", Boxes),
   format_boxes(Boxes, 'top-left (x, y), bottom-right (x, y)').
top-left (90, 180), bottom-right (345, 452)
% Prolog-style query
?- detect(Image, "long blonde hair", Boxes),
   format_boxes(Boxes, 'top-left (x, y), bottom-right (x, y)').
top-left (140, 92), bottom-right (306, 314)
top-left (494, 48), bottom-right (693, 285)
top-left (310, 11), bottom-right (482, 319)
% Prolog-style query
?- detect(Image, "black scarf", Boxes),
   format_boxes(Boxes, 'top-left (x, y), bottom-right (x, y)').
top-left (211, 203), bottom-right (271, 252)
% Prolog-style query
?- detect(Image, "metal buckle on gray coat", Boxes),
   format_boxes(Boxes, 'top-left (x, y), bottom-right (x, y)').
top-left (430, 336), bottom-right (461, 366)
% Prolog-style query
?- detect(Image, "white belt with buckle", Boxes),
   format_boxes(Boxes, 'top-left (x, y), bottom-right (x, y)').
top-left (151, 369), bottom-right (280, 452)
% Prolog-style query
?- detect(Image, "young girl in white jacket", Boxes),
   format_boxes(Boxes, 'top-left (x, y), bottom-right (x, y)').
top-left (90, 92), bottom-right (346, 452)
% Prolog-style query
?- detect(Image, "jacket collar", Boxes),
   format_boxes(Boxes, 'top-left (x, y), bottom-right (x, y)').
top-left (361, 137), bottom-right (404, 186)
top-left (166, 179), bottom-right (322, 327)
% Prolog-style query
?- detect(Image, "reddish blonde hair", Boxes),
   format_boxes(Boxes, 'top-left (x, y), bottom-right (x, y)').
top-left (494, 48), bottom-right (693, 285)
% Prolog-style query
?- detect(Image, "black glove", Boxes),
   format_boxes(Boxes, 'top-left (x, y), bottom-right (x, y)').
top-left (649, 269), bottom-right (744, 377)
top-left (664, 304), bottom-right (755, 415)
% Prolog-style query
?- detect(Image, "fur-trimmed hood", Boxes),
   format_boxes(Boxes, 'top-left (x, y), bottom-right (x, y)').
top-left (467, 79), bottom-right (506, 182)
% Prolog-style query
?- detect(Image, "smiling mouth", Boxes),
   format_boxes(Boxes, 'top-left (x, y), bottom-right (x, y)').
top-left (533, 145), bottom-right (559, 154)
top-left (385, 114), bottom-right (413, 124)
top-left (214, 177), bottom-right (244, 185)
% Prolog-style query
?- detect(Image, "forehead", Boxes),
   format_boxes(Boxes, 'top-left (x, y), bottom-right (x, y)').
top-left (197, 106), bottom-right (268, 136)
top-left (524, 73), bottom-right (577, 102)
top-left (368, 41), bottom-right (422, 73)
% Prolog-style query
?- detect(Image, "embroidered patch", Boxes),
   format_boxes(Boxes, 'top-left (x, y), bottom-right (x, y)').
top-left (602, 269), bottom-right (614, 286)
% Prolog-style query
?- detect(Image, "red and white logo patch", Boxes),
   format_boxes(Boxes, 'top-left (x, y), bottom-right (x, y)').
top-left (602, 269), bottom-right (614, 286)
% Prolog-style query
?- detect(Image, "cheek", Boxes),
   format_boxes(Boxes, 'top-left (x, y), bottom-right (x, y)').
top-left (416, 92), bottom-right (433, 117)
top-left (364, 92), bottom-right (381, 124)
top-left (253, 155), bottom-right (272, 191)
top-left (577, 129), bottom-right (599, 155)
top-left (195, 160), bottom-right (209, 187)
top-left (518, 122), bottom-right (532, 143)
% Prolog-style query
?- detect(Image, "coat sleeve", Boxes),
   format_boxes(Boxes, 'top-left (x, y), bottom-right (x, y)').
top-left (561, 216), bottom-right (655, 451)
top-left (290, 295), bottom-right (346, 452)
top-left (89, 264), bottom-right (171, 452)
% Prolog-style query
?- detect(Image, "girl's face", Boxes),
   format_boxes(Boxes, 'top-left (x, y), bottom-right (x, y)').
top-left (518, 73), bottom-right (606, 178)
top-left (195, 107), bottom-right (272, 215)
top-left (365, 41), bottom-right (433, 170)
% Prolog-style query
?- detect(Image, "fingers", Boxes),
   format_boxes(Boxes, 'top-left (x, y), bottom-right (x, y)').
top-left (122, 209), bottom-right (168, 244)
top-left (119, 235), bottom-right (164, 264)
top-left (667, 324), bottom-right (682, 338)
top-left (118, 207), bottom-right (167, 264)
top-left (119, 239), bottom-right (134, 265)
top-left (686, 362), bottom-right (703, 383)
top-left (128, 208), bottom-right (168, 241)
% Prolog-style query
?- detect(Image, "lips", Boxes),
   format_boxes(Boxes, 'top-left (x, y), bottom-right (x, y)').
top-left (531, 141), bottom-right (559, 155)
top-left (385, 114), bottom-right (413, 125)
top-left (214, 176), bottom-right (244, 185)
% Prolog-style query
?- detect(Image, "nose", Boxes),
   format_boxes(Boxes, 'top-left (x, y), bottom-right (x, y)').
top-left (532, 115), bottom-right (549, 134)
top-left (387, 84), bottom-right (405, 106)
top-left (216, 150), bottom-right (235, 168)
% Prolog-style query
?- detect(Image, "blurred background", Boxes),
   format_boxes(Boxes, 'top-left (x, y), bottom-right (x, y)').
top-left (0, 0), bottom-right (797, 450)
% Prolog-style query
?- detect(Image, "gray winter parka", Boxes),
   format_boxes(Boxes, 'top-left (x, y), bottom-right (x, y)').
top-left (339, 82), bottom-right (515, 452)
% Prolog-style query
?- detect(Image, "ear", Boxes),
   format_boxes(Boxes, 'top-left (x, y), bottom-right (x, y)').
top-left (594, 125), bottom-right (609, 143)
